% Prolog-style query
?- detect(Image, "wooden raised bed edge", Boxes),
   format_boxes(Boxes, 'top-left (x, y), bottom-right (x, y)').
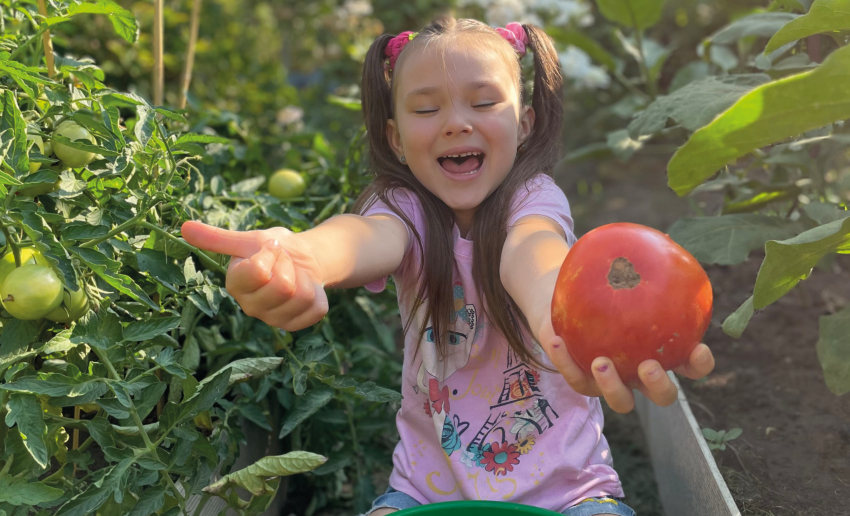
top-left (634, 373), bottom-right (741, 516)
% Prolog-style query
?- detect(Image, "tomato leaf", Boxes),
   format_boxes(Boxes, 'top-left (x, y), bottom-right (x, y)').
top-left (159, 367), bottom-right (231, 436)
top-left (126, 484), bottom-right (165, 516)
top-left (817, 306), bottom-right (850, 395)
top-left (319, 375), bottom-right (402, 402)
top-left (667, 44), bottom-right (850, 195)
top-left (4, 393), bottom-right (49, 468)
top-left (0, 91), bottom-right (29, 176)
top-left (766, 0), bottom-right (850, 53)
top-left (753, 217), bottom-right (850, 309)
top-left (53, 458), bottom-right (134, 516)
top-left (594, 0), bottom-right (666, 30)
top-left (46, 0), bottom-right (139, 44)
top-left (0, 474), bottom-right (63, 506)
top-left (122, 317), bottom-right (181, 342)
top-left (203, 451), bottom-right (327, 496)
top-left (70, 247), bottom-right (159, 310)
top-left (278, 386), bottom-right (334, 438)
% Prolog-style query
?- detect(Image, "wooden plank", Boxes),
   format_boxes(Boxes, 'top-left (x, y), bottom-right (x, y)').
top-left (634, 373), bottom-right (740, 516)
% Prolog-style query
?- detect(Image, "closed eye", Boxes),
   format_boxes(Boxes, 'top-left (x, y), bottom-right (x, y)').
top-left (414, 103), bottom-right (495, 114)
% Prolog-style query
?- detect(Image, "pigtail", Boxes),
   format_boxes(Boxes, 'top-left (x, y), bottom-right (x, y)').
top-left (521, 24), bottom-right (564, 171)
top-left (361, 35), bottom-right (397, 175)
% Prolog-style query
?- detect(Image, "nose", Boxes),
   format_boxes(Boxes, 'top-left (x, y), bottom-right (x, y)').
top-left (443, 107), bottom-right (473, 137)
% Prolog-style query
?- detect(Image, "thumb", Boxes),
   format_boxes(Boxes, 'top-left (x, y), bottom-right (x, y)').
top-left (181, 221), bottom-right (264, 259)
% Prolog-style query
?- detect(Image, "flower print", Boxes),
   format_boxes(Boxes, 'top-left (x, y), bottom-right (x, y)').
top-left (423, 400), bottom-right (432, 417)
top-left (516, 434), bottom-right (535, 455)
top-left (429, 378), bottom-right (450, 414)
top-left (476, 443), bottom-right (492, 467)
top-left (480, 441), bottom-right (521, 476)
top-left (510, 418), bottom-right (535, 440)
top-left (441, 418), bottom-right (462, 456)
top-left (460, 448), bottom-right (479, 468)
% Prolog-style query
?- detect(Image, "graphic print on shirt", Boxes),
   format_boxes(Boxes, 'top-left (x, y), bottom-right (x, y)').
top-left (416, 284), bottom-right (561, 481)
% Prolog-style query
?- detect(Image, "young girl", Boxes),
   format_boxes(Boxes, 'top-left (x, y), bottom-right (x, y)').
top-left (182, 16), bottom-right (715, 516)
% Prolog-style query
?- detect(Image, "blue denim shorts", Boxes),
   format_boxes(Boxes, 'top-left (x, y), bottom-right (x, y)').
top-left (362, 487), bottom-right (636, 516)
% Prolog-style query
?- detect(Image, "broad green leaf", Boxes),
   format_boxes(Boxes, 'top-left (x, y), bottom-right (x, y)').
top-left (629, 75), bottom-right (771, 138)
top-left (46, 0), bottom-right (139, 44)
top-left (816, 306), bottom-right (850, 395)
top-left (667, 44), bottom-right (850, 195)
top-left (668, 214), bottom-right (807, 265)
top-left (50, 133), bottom-right (118, 157)
top-left (134, 104), bottom-right (156, 147)
top-left (0, 54), bottom-right (55, 87)
top-left (0, 372), bottom-right (104, 399)
top-left (725, 428), bottom-right (743, 440)
top-left (0, 320), bottom-right (41, 371)
top-left (278, 386), bottom-right (334, 438)
top-left (706, 12), bottom-right (798, 45)
top-left (54, 458), bottom-right (133, 516)
top-left (203, 451), bottom-right (327, 496)
top-left (71, 309), bottom-right (123, 349)
top-left (546, 27), bottom-right (617, 69)
top-left (0, 475), bottom-right (63, 506)
top-left (595, 0), bottom-right (666, 30)
top-left (803, 201), bottom-right (850, 224)
top-left (5, 393), bottom-right (49, 467)
top-left (122, 317), bottom-right (181, 342)
top-left (71, 247), bottom-right (158, 310)
top-left (159, 368), bottom-right (231, 434)
top-left (60, 222), bottom-right (109, 241)
top-left (319, 375), bottom-right (402, 402)
top-left (765, 0), bottom-right (850, 53)
top-left (722, 296), bottom-right (755, 338)
top-left (753, 217), bottom-right (850, 309)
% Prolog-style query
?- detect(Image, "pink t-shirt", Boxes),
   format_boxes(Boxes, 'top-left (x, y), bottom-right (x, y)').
top-left (362, 174), bottom-right (624, 511)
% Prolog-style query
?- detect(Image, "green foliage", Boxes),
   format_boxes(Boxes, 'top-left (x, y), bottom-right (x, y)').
top-left (817, 306), bottom-right (850, 395)
top-left (765, 0), bottom-right (850, 53)
top-left (702, 427), bottom-right (743, 451)
top-left (594, 0), bottom-right (667, 30)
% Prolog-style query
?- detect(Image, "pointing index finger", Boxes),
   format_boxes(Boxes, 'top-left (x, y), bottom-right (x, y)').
top-left (181, 220), bottom-right (264, 259)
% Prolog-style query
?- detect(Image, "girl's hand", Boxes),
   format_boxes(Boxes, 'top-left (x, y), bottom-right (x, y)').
top-left (181, 221), bottom-right (328, 331)
top-left (536, 310), bottom-right (715, 414)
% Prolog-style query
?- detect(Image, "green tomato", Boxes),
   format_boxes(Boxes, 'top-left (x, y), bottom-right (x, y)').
top-left (27, 133), bottom-right (44, 173)
top-left (268, 169), bottom-right (306, 200)
top-left (43, 140), bottom-right (53, 157)
top-left (17, 178), bottom-right (60, 197)
top-left (0, 248), bottom-right (46, 287)
top-left (52, 121), bottom-right (96, 169)
top-left (0, 265), bottom-right (63, 320)
top-left (45, 285), bottom-right (89, 323)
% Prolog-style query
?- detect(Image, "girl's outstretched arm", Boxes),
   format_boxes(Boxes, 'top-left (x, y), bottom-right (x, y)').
top-left (180, 214), bottom-right (407, 331)
top-left (500, 215), bottom-right (715, 414)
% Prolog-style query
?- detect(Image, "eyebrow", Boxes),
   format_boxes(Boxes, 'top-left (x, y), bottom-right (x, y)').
top-left (404, 81), bottom-right (501, 100)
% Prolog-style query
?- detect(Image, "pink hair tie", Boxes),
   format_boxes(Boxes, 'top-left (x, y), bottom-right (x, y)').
top-left (495, 22), bottom-right (528, 57)
top-left (384, 31), bottom-right (418, 73)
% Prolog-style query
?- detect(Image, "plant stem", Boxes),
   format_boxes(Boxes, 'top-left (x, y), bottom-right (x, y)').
top-left (79, 211), bottom-right (145, 248)
top-left (9, 28), bottom-right (47, 62)
top-left (625, 6), bottom-right (656, 99)
top-left (180, 0), bottom-right (203, 110)
top-left (36, 0), bottom-right (55, 78)
top-left (136, 220), bottom-right (226, 275)
top-left (0, 219), bottom-right (21, 266)
top-left (153, 0), bottom-right (164, 106)
top-left (191, 493), bottom-right (211, 516)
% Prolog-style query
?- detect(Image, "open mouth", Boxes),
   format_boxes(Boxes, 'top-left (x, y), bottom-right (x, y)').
top-left (437, 151), bottom-right (485, 176)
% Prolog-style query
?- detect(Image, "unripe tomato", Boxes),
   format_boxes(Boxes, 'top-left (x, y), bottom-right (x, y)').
top-left (0, 248), bottom-right (46, 287)
top-left (46, 285), bottom-right (89, 323)
top-left (27, 133), bottom-right (44, 173)
top-left (1, 265), bottom-right (64, 320)
top-left (551, 223), bottom-right (713, 388)
top-left (18, 179), bottom-right (60, 197)
top-left (52, 121), bottom-right (96, 169)
top-left (268, 169), bottom-right (306, 200)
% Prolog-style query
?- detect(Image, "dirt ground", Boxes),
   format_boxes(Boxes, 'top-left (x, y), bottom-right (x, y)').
top-left (562, 155), bottom-right (850, 516)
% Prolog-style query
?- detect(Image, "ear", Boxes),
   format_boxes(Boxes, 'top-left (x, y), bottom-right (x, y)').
top-left (518, 105), bottom-right (535, 146)
top-left (386, 118), bottom-right (404, 159)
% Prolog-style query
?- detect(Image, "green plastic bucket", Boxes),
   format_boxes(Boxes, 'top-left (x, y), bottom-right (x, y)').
top-left (396, 501), bottom-right (562, 515)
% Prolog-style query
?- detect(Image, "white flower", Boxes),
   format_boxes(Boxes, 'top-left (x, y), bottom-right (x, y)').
top-left (559, 46), bottom-right (611, 90)
top-left (484, 0), bottom-right (529, 27)
top-left (533, 0), bottom-right (593, 26)
top-left (576, 65), bottom-right (611, 90)
top-left (343, 0), bottom-right (372, 17)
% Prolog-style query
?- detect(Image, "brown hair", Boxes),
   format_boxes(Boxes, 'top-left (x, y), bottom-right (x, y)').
top-left (353, 16), bottom-right (564, 371)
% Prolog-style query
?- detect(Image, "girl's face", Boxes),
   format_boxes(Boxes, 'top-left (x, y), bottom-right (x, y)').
top-left (387, 40), bottom-right (534, 233)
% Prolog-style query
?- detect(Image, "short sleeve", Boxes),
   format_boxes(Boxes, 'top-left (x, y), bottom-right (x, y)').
top-left (508, 174), bottom-right (578, 247)
top-left (360, 188), bottom-right (423, 293)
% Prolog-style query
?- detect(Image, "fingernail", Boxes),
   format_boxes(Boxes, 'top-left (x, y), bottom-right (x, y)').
top-left (596, 364), bottom-right (608, 373)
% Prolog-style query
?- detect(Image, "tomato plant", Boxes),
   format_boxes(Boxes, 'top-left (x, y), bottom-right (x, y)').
top-left (551, 223), bottom-right (713, 387)
top-left (51, 120), bottom-right (96, 169)
top-left (45, 285), bottom-right (89, 323)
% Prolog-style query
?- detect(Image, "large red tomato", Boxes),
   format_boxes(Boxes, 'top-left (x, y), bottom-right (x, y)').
top-left (551, 223), bottom-right (713, 388)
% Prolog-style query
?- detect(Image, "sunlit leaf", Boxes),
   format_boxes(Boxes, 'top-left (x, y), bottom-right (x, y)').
top-left (765, 0), bottom-right (850, 53)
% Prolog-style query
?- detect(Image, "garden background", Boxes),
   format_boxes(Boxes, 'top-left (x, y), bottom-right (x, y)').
top-left (0, 0), bottom-right (848, 515)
